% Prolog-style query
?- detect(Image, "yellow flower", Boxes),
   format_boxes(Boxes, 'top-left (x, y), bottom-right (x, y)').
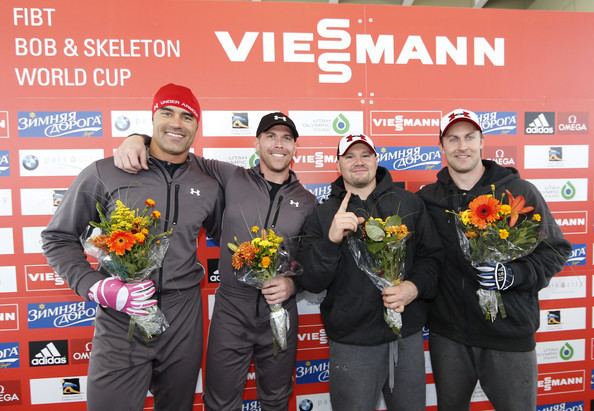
top-left (134, 232), bottom-right (146, 244)
top-left (151, 210), bottom-right (161, 219)
top-left (251, 226), bottom-right (259, 233)
top-left (145, 198), bottom-right (156, 208)
top-left (498, 229), bottom-right (509, 240)
top-left (532, 213), bottom-right (541, 222)
top-left (465, 230), bottom-right (478, 239)
top-left (460, 210), bottom-right (472, 225)
top-left (261, 256), bottom-right (271, 269)
top-left (499, 204), bottom-right (511, 216)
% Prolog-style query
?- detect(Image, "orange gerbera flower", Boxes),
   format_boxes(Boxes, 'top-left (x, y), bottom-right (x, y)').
top-left (107, 231), bottom-right (136, 255)
top-left (505, 189), bottom-right (534, 228)
top-left (468, 195), bottom-right (501, 229)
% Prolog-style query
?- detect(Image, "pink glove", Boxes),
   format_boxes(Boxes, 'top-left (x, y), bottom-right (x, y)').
top-left (88, 277), bottom-right (157, 316)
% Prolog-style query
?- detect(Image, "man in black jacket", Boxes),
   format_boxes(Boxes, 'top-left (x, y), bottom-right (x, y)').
top-left (297, 134), bottom-right (441, 411)
top-left (418, 109), bottom-right (571, 411)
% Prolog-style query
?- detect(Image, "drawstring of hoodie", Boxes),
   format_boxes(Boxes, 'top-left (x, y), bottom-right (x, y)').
top-left (388, 340), bottom-right (399, 392)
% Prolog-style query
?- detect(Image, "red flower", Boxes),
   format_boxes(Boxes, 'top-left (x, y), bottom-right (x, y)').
top-left (505, 190), bottom-right (534, 228)
top-left (468, 195), bottom-right (501, 229)
top-left (107, 231), bottom-right (136, 256)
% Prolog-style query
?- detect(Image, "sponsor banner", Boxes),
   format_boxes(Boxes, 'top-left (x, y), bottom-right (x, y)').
top-left (424, 351), bottom-right (432, 374)
top-left (0, 228), bottom-right (14, 255)
top-left (17, 111), bottom-right (102, 137)
top-left (207, 259), bottom-right (220, 284)
top-left (370, 111), bottom-right (441, 136)
top-left (525, 112), bottom-right (555, 134)
top-left (538, 307), bottom-right (585, 333)
top-left (29, 376), bottom-right (87, 404)
top-left (27, 302), bottom-right (97, 329)
top-left (483, 146), bottom-right (517, 167)
top-left (295, 393), bottom-right (332, 411)
top-left (202, 147), bottom-right (257, 168)
top-left (537, 401), bottom-right (584, 411)
top-left (477, 111), bottom-right (517, 134)
top-left (297, 324), bottom-right (328, 350)
top-left (304, 183), bottom-right (332, 203)
top-left (20, 188), bottom-right (67, 215)
top-left (110, 110), bottom-right (152, 137)
top-left (552, 211), bottom-right (588, 235)
top-left (29, 340), bottom-right (69, 367)
top-left (0, 304), bottom-right (19, 331)
top-left (566, 244), bottom-right (586, 266)
top-left (0, 189), bottom-right (12, 216)
top-left (202, 111), bottom-right (276, 137)
top-left (0, 380), bottom-right (22, 406)
top-left (524, 145), bottom-right (589, 169)
top-left (289, 111), bottom-right (363, 136)
top-left (0, 111), bottom-right (8, 138)
top-left (292, 147), bottom-right (337, 173)
top-left (25, 264), bottom-right (69, 291)
top-left (535, 339), bottom-right (585, 364)
top-left (297, 291), bottom-right (324, 315)
top-left (242, 399), bottom-right (262, 411)
top-left (19, 149), bottom-right (104, 177)
top-left (0, 151), bottom-right (9, 177)
top-left (22, 226), bottom-right (45, 254)
top-left (0, 342), bottom-right (19, 369)
top-left (0, 266), bottom-right (17, 293)
top-left (70, 338), bottom-right (92, 365)
top-left (207, 294), bottom-right (216, 321)
top-left (539, 275), bottom-right (586, 300)
top-left (377, 146), bottom-right (441, 171)
top-left (537, 370), bottom-right (585, 395)
top-left (557, 112), bottom-right (588, 134)
top-left (295, 359), bottom-right (330, 384)
top-left (527, 179), bottom-right (588, 202)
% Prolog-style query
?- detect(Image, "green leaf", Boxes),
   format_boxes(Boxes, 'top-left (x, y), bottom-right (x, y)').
top-left (385, 215), bottom-right (402, 228)
top-left (365, 220), bottom-right (385, 241)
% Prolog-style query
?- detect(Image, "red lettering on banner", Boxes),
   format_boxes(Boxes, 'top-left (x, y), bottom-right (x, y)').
top-left (0, 305), bottom-right (18, 331)
top-left (25, 264), bottom-right (68, 291)
top-left (370, 111), bottom-right (440, 136)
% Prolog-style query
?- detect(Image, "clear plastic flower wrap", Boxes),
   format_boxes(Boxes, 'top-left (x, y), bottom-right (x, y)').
top-left (347, 216), bottom-right (409, 335)
top-left (228, 228), bottom-right (302, 353)
top-left (81, 199), bottom-right (172, 341)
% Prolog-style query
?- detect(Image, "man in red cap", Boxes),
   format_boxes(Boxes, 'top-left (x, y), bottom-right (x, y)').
top-left (42, 83), bottom-right (224, 411)
top-left (296, 134), bottom-right (442, 411)
top-left (418, 108), bottom-right (570, 410)
top-left (113, 111), bottom-right (316, 411)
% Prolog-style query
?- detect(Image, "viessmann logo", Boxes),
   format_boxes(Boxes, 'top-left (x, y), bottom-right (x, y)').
top-left (215, 19), bottom-right (505, 83)
top-left (370, 111), bottom-right (440, 136)
top-left (537, 370), bottom-right (584, 395)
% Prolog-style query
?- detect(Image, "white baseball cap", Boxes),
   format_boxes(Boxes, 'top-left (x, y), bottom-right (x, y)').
top-left (440, 109), bottom-right (482, 138)
top-left (337, 134), bottom-right (377, 156)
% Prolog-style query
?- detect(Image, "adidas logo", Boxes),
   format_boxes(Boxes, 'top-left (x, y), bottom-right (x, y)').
top-left (31, 342), bottom-right (67, 366)
top-left (525, 112), bottom-right (554, 134)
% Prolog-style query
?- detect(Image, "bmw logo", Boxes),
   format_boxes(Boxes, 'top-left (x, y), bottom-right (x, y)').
top-left (22, 154), bottom-right (39, 170)
top-left (114, 115), bottom-right (131, 132)
top-left (298, 399), bottom-right (313, 411)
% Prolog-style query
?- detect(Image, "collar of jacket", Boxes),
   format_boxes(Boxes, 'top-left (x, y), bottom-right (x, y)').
top-left (436, 160), bottom-right (519, 193)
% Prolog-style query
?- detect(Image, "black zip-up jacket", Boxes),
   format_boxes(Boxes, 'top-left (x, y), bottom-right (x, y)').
top-left (418, 160), bottom-right (571, 352)
top-left (297, 167), bottom-right (442, 345)
top-left (42, 155), bottom-right (223, 299)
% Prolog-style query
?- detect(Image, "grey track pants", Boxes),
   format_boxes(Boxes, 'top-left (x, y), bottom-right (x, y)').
top-left (87, 286), bottom-right (203, 411)
top-left (203, 288), bottom-right (298, 411)
top-left (329, 331), bottom-right (426, 411)
top-left (429, 332), bottom-right (537, 411)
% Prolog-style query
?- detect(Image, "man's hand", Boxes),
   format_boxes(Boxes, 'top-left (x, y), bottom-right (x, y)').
top-left (475, 262), bottom-right (514, 291)
top-left (261, 276), bottom-right (295, 305)
top-left (88, 277), bottom-right (157, 316)
top-left (114, 134), bottom-right (149, 173)
top-left (382, 281), bottom-right (418, 313)
top-left (328, 192), bottom-right (364, 244)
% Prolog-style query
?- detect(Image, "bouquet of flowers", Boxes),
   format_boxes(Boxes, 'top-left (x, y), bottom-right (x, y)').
top-left (228, 226), bottom-right (302, 352)
top-left (348, 215), bottom-right (410, 334)
top-left (82, 198), bottom-right (172, 340)
top-left (450, 186), bottom-right (542, 321)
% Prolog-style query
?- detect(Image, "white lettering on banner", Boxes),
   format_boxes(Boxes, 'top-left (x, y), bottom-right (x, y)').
top-left (215, 19), bottom-right (505, 83)
top-left (13, 8), bottom-right (55, 26)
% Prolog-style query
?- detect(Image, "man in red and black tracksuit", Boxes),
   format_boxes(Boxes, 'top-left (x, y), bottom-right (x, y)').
top-left (42, 84), bottom-right (224, 411)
